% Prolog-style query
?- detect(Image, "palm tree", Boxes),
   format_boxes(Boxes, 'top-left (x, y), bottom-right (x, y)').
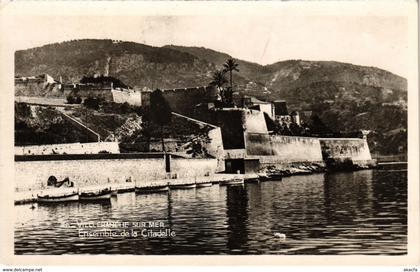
top-left (210, 70), bottom-right (227, 89)
top-left (210, 70), bottom-right (227, 102)
top-left (223, 58), bottom-right (239, 92)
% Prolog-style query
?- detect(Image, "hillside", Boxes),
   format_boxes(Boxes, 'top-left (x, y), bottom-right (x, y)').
top-left (164, 45), bottom-right (266, 80)
top-left (254, 60), bottom-right (407, 104)
top-left (15, 39), bottom-right (216, 90)
top-left (15, 39), bottom-right (407, 155)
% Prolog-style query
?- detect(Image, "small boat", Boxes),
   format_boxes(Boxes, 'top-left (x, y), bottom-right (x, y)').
top-left (135, 185), bottom-right (169, 194)
top-left (170, 183), bottom-right (196, 190)
top-left (37, 190), bottom-right (79, 203)
top-left (257, 173), bottom-right (269, 182)
top-left (244, 176), bottom-right (260, 183)
top-left (220, 177), bottom-right (244, 186)
top-left (111, 190), bottom-right (118, 197)
top-left (79, 188), bottom-right (112, 201)
top-left (117, 187), bottom-right (135, 193)
top-left (196, 182), bottom-right (212, 188)
top-left (267, 172), bottom-right (284, 180)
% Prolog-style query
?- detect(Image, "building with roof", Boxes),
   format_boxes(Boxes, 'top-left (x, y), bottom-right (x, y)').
top-left (241, 95), bottom-right (275, 119)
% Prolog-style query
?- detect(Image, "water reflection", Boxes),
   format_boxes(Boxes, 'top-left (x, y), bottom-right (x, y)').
top-left (226, 185), bottom-right (248, 253)
top-left (15, 169), bottom-right (407, 255)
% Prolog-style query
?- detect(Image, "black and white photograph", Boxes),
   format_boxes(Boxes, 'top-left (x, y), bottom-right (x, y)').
top-left (0, 0), bottom-right (418, 267)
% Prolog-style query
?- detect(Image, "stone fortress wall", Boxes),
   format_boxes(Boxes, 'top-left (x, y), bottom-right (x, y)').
top-left (15, 142), bottom-right (120, 156)
top-left (15, 153), bottom-right (219, 191)
top-left (141, 86), bottom-right (217, 116)
top-left (226, 108), bottom-right (375, 171)
top-left (246, 134), bottom-right (324, 165)
top-left (319, 138), bottom-right (375, 167)
top-left (111, 89), bottom-right (141, 106)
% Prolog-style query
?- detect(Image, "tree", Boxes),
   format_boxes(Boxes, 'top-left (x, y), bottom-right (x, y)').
top-left (210, 70), bottom-right (227, 93)
top-left (308, 114), bottom-right (333, 136)
top-left (223, 58), bottom-right (239, 92)
top-left (210, 70), bottom-right (227, 88)
top-left (66, 95), bottom-right (75, 104)
top-left (210, 70), bottom-right (228, 106)
top-left (149, 89), bottom-right (172, 152)
top-left (83, 97), bottom-right (100, 110)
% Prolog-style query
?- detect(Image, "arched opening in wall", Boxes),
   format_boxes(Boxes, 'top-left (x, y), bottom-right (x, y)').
top-left (47, 175), bottom-right (57, 186)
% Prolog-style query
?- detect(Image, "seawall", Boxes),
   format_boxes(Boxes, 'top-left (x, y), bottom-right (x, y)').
top-left (319, 138), bottom-right (376, 169)
top-left (224, 133), bottom-right (375, 173)
top-left (245, 133), bottom-right (325, 170)
top-left (15, 153), bottom-right (219, 192)
top-left (246, 134), bottom-right (323, 162)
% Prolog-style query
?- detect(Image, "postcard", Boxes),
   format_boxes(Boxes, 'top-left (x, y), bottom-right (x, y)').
top-left (0, 0), bottom-right (418, 267)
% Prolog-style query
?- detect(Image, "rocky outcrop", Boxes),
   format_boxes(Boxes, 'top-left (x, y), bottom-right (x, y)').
top-left (105, 114), bottom-right (142, 142)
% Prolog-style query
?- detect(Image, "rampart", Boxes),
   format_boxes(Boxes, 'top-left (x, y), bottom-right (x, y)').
top-left (142, 86), bottom-right (217, 116)
top-left (15, 153), bottom-right (219, 191)
top-left (319, 138), bottom-right (376, 168)
top-left (63, 85), bottom-right (114, 101)
top-left (111, 89), bottom-right (141, 106)
top-left (171, 157), bottom-right (218, 178)
top-left (218, 108), bottom-right (374, 172)
top-left (155, 112), bottom-right (225, 172)
top-left (15, 142), bottom-right (119, 156)
top-left (244, 109), bottom-right (268, 134)
top-left (15, 79), bottom-right (63, 97)
top-left (245, 134), bottom-right (324, 167)
top-left (207, 108), bottom-right (267, 150)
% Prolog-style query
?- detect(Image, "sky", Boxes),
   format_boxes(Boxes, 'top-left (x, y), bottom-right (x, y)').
top-left (4, 12), bottom-right (410, 78)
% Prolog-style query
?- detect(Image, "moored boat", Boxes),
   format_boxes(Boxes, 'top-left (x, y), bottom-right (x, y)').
top-left (37, 190), bottom-right (79, 203)
top-left (79, 188), bottom-right (112, 201)
top-left (244, 176), bottom-right (260, 183)
top-left (257, 173), bottom-right (269, 181)
top-left (135, 185), bottom-right (169, 194)
top-left (170, 183), bottom-right (196, 190)
top-left (220, 177), bottom-right (244, 186)
top-left (117, 186), bottom-right (135, 193)
top-left (267, 172), bottom-right (284, 180)
top-left (196, 182), bottom-right (212, 188)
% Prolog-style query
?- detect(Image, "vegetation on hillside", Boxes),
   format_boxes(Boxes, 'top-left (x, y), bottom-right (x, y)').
top-left (15, 103), bottom-right (90, 145)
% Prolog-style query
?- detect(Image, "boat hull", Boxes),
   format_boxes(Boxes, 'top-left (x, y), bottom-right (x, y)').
top-left (37, 192), bottom-right (79, 203)
top-left (135, 186), bottom-right (169, 194)
top-left (79, 190), bottom-right (112, 201)
top-left (244, 178), bottom-right (260, 183)
top-left (170, 183), bottom-right (196, 189)
top-left (196, 182), bottom-right (212, 188)
top-left (267, 174), bottom-right (283, 181)
top-left (220, 179), bottom-right (244, 186)
top-left (117, 187), bottom-right (135, 193)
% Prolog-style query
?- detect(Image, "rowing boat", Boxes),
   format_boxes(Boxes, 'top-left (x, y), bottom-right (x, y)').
top-left (37, 190), bottom-right (79, 203)
top-left (79, 188), bottom-right (112, 201)
top-left (135, 185), bottom-right (169, 194)
top-left (170, 183), bottom-right (196, 189)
